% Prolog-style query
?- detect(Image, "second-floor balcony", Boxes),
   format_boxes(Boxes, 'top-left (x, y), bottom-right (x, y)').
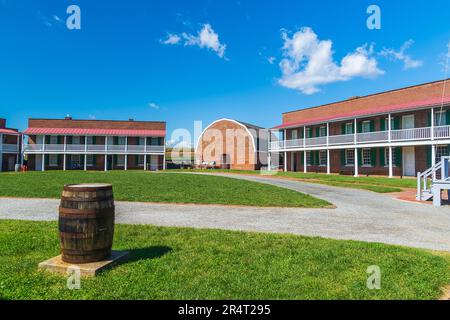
top-left (23, 144), bottom-right (165, 154)
top-left (0, 143), bottom-right (20, 153)
top-left (270, 125), bottom-right (450, 151)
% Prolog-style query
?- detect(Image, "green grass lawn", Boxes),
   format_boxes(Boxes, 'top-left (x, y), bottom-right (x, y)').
top-left (0, 220), bottom-right (448, 300)
top-left (0, 171), bottom-right (330, 208)
top-left (173, 169), bottom-right (417, 193)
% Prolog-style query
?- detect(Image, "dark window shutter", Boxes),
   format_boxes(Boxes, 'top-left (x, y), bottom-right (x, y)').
top-left (45, 155), bottom-right (49, 166)
top-left (57, 136), bottom-right (62, 144)
top-left (93, 155), bottom-right (97, 165)
top-left (357, 122), bottom-right (363, 133)
top-left (340, 150), bottom-right (346, 166)
top-left (427, 112), bottom-right (431, 126)
top-left (380, 148), bottom-right (386, 167)
top-left (394, 117), bottom-right (401, 130)
top-left (58, 154), bottom-right (63, 165)
top-left (446, 111), bottom-right (450, 126)
top-left (380, 118), bottom-right (386, 131)
top-left (395, 147), bottom-right (402, 167)
top-left (426, 146), bottom-right (432, 167)
top-left (358, 149), bottom-right (362, 166)
top-left (93, 136), bottom-right (97, 144)
top-left (370, 120), bottom-right (375, 132)
top-left (341, 123), bottom-right (346, 135)
top-left (45, 136), bottom-right (50, 144)
top-left (371, 148), bottom-right (377, 166)
top-left (315, 151), bottom-right (319, 165)
top-left (315, 128), bottom-right (320, 138)
top-left (113, 137), bottom-right (118, 145)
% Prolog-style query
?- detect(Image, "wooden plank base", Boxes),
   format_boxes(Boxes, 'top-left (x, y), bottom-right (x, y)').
top-left (38, 251), bottom-right (129, 277)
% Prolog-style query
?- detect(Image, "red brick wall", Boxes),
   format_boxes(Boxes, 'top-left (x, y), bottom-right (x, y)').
top-left (283, 80), bottom-right (450, 125)
top-left (28, 118), bottom-right (166, 131)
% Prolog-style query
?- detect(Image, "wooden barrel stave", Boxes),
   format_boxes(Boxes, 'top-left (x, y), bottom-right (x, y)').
top-left (59, 184), bottom-right (115, 264)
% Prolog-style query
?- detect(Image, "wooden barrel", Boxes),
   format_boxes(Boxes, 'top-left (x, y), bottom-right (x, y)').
top-left (59, 184), bottom-right (115, 264)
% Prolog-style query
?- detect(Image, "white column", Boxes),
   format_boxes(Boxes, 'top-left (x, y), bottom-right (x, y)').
top-left (42, 135), bottom-right (46, 171)
top-left (354, 148), bottom-right (359, 177)
top-left (16, 134), bottom-right (20, 163)
top-left (303, 151), bottom-right (307, 173)
top-left (432, 145), bottom-right (437, 180)
top-left (284, 152), bottom-right (287, 172)
top-left (124, 137), bottom-right (128, 171)
top-left (354, 119), bottom-right (357, 144)
top-left (83, 155), bottom-right (87, 171)
top-left (20, 134), bottom-right (24, 166)
top-left (84, 136), bottom-right (87, 171)
top-left (388, 114), bottom-right (392, 142)
top-left (388, 147), bottom-right (393, 178)
top-left (63, 136), bottom-right (67, 171)
top-left (163, 138), bottom-right (166, 170)
top-left (303, 126), bottom-right (306, 148)
top-left (431, 108), bottom-right (435, 141)
top-left (327, 149), bottom-right (331, 175)
top-left (104, 136), bottom-right (108, 172)
top-left (144, 137), bottom-right (147, 171)
top-left (326, 123), bottom-right (329, 146)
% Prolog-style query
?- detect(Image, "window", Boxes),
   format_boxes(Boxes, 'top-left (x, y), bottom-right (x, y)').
top-left (345, 149), bottom-right (355, 166)
top-left (345, 123), bottom-right (353, 135)
top-left (72, 136), bottom-right (81, 144)
top-left (49, 154), bottom-right (58, 167)
top-left (50, 136), bottom-right (58, 144)
top-left (362, 148), bottom-right (372, 166)
top-left (86, 136), bottom-right (93, 145)
top-left (116, 155), bottom-right (125, 166)
top-left (435, 111), bottom-right (446, 127)
top-left (384, 118), bottom-right (395, 131)
top-left (319, 150), bottom-right (327, 166)
top-left (118, 137), bottom-right (126, 145)
top-left (384, 148), bottom-right (397, 167)
top-left (305, 128), bottom-right (311, 138)
top-left (306, 151), bottom-right (312, 166)
top-left (86, 154), bottom-right (94, 166)
top-left (436, 145), bottom-right (449, 162)
top-left (319, 126), bottom-right (327, 137)
top-left (362, 121), bottom-right (371, 133)
top-left (291, 130), bottom-right (298, 140)
top-left (138, 155), bottom-right (144, 166)
top-left (138, 137), bottom-right (145, 145)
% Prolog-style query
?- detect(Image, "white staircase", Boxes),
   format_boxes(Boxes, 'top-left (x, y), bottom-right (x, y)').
top-left (417, 156), bottom-right (450, 206)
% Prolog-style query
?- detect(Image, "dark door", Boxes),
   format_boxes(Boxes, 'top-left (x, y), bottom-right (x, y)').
top-left (221, 154), bottom-right (230, 169)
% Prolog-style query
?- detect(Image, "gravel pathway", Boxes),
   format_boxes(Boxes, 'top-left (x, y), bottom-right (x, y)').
top-left (0, 173), bottom-right (449, 252)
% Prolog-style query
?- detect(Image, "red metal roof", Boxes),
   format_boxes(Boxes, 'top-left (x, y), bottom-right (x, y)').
top-left (0, 128), bottom-right (20, 135)
top-left (24, 127), bottom-right (166, 137)
top-left (273, 96), bottom-right (450, 129)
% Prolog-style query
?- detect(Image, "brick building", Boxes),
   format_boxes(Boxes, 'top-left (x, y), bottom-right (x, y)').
top-left (23, 117), bottom-right (166, 171)
top-left (0, 118), bottom-right (21, 172)
top-left (196, 119), bottom-right (268, 170)
top-left (269, 79), bottom-right (450, 177)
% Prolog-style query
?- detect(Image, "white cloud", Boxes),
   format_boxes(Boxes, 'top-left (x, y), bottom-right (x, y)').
top-left (162, 33), bottom-right (181, 45)
top-left (148, 102), bottom-right (160, 110)
top-left (161, 24), bottom-right (227, 59)
top-left (380, 40), bottom-right (423, 70)
top-left (278, 27), bottom-right (384, 95)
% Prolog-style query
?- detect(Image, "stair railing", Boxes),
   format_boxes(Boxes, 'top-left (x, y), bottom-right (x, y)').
top-left (417, 160), bottom-right (442, 200)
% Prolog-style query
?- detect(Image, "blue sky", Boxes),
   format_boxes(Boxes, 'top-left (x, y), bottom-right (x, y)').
top-left (1, 0), bottom-right (449, 145)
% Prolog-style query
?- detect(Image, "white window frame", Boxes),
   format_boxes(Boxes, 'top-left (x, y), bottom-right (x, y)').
top-left (86, 154), bottom-right (94, 167)
top-left (305, 128), bottom-right (311, 139)
top-left (137, 155), bottom-right (144, 166)
top-left (435, 111), bottom-right (446, 127)
top-left (116, 155), bottom-right (125, 166)
top-left (436, 145), bottom-right (449, 163)
top-left (362, 148), bottom-right (372, 167)
top-left (306, 151), bottom-right (312, 166)
top-left (384, 148), bottom-right (397, 167)
top-left (118, 137), bottom-right (126, 145)
top-left (345, 149), bottom-right (355, 167)
top-left (362, 121), bottom-right (371, 133)
top-left (384, 118), bottom-right (395, 131)
top-left (86, 136), bottom-right (94, 145)
top-left (319, 126), bottom-right (327, 137)
top-left (319, 150), bottom-right (327, 167)
top-left (72, 136), bottom-right (81, 145)
top-left (291, 130), bottom-right (298, 140)
top-left (50, 136), bottom-right (58, 144)
top-left (345, 123), bottom-right (353, 135)
top-left (49, 154), bottom-right (58, 167)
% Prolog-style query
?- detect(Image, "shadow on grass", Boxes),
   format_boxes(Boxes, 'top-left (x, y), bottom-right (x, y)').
top-left (126, 246), bottom-right (173, 263)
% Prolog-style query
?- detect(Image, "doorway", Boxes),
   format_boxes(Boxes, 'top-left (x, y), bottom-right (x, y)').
top-left (402, 115), bottom-right (415, 129)
top-left (403, 147), bottom-right (416, 176)
top-left (221, 154), bottom-right (231, 170)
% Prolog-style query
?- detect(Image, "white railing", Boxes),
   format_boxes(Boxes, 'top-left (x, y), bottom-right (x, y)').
top-left (23, 144), bottom-right (165, 153)
top-left (329, 134), bottom-right (354, 145)
top-left (391, 127), bottom-right (431, 141)
top-left (270, 125), bottom-right (450, 151)
top-left (0, 144), bottom-right (19, 152)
